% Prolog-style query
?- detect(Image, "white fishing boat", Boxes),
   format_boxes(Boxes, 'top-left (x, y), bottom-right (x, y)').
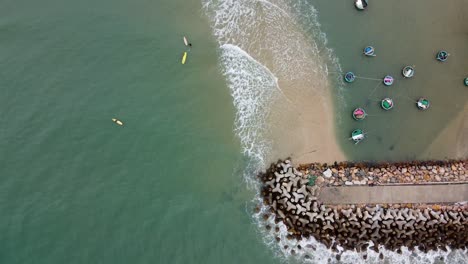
top-left (383, 75), bottom-right (394, 86)
top-left (355, 0), bottom-right (368, 10)
top-left (402, 66), bottom-right (414, 78)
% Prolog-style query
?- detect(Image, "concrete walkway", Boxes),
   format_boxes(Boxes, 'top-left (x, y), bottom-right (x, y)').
top-left (319, 183), bottom-right (468, 204)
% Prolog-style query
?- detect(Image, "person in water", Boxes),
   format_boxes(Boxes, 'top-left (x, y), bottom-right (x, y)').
top-left (188, 43), bottom-right (192, 47)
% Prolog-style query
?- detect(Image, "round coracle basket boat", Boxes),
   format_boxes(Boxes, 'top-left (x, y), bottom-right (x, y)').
top-left (417, 98), bottom-right (430, 110)
top-left (352, 108), bottom-right (367, 120)
top-left (351, 129), bottom-right (365, 144)
top-left (436, 50), bottom-right (449, 62)
top-left (355, 0), bottom-right (368, 10)
top-left (464, 77), bottom-right (468, 86)
top-left (381, 98), bottom-right (394, 110)
top-left (402, 66), bottom-right (414, 78)
top-left (363, 46), bottom-right (375, 56)
top-left (383, 75), bottom-right (394, 86)
top-left (344, 72), bottom-right (356, 83)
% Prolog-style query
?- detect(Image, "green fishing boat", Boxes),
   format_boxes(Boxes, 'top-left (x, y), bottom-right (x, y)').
top-left (351, 129), bottom-right (365, 144)
top-left (417, 98), bottom-right (430, 110)
top-left (381, 98), bottom-right (394, 110)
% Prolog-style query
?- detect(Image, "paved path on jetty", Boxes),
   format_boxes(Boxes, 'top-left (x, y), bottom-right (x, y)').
top-left (319, 183), bottom-right (468, 204)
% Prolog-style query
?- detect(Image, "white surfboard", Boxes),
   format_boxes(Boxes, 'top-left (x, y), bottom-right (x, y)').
top-left (183, 36), bottom-right (188, 46)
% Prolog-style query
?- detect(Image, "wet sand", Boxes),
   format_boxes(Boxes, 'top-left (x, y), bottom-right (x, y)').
top-left (266, 78), bottom-right (345, 164)
top-left (212, 0), bottom-right (347, 165)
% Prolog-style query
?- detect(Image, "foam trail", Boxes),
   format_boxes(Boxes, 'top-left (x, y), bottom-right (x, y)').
top-left (219, 44), bottom-right (279, 173)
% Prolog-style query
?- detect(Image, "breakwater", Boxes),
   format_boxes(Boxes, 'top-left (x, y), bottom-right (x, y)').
top-left (298, 160), bottom-right (466, 186)
top-left (258, 159), bottom-right (467, 254)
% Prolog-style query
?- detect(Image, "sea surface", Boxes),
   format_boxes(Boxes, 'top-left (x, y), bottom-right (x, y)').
top-left (0, 0), bottom-right (466, 264)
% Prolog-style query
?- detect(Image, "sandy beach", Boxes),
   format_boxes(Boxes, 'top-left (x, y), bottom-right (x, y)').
top-left (226, 1), bottom-right (347, 166)
top-left (266, 75), bottom-right (345, 164)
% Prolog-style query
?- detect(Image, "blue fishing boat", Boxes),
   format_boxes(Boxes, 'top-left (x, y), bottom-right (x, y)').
top-left (436, 50), bottom-right (449, 62)
top-left (344, 72), bottom-right (356, 83)
top-left (363, 46), bottom-right (375, 56)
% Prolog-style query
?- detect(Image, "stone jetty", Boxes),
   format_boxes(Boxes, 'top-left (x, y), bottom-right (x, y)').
top-left (258, 159), bottom-right (468, 253)
top-left (299, 160), bottom-right (466, 187)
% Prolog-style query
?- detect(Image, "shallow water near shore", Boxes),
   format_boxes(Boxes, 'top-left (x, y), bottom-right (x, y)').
top-left (311, 0), bottom-right (468, 161)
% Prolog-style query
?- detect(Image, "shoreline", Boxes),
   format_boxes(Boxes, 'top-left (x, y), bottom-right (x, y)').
top-left (267, 79), bottom-right (346, 165)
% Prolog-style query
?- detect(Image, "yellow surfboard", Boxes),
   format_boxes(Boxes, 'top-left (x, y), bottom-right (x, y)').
top-left (112, 118), bottom-right (124, 126)
top-left (181, 52), bottom-right (187, 64)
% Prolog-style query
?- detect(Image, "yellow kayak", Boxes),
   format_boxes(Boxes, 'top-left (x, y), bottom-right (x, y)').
top-left (112, 118), bottom-right (124, 126)
top-left (181, 52), bottom-right (187, 64)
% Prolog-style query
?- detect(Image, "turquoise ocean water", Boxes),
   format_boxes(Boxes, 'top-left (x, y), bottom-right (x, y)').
top-left (1, 0), bottom-right (466, 264)
top-left (0, 0), bottom-right (278, 263)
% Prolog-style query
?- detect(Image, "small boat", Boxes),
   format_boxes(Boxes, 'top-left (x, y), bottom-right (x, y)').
top-left (112, 118), bottom-right (124, 126)
top-left (344, 72), bottom-right (356, 83)
top-left (355, 0), bottom-right (368, 10)
top-left (381, 98), bottom-right (394, 110)
top-left (352, 108), bottom-right (367, 121)
top-left (351, 129), bottom-right (365, 144)
top-left (181, 52), bottom-right (187, 64)
top-left (417, 98), bottom-right (430, 110)
top-left (183, 36), bottom-right (189, 46)
top-left (383, 75), bottom-right (394, 86)
top-left (363, 46), bottom-right (375, 56)
top-left (436, 50), bottom-right (449, 62)
top-left (402, 66), bottom-right (414, 78)
top-left (464, 77), bottom-right (468, 86)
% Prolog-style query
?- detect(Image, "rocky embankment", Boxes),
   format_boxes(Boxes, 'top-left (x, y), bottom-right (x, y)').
top-left (298, 160), bottom-right (466, 186)
top-left (258, 160), bottom-right (468, 253)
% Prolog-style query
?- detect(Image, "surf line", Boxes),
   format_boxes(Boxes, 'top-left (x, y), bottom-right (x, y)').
top-left (221, 44), bottom-right (294, 106)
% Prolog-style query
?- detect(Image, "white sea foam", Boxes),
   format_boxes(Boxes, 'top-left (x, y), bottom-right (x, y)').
top-left (204, 0), bottom-right (467, 263)
top-left (219, 43), bottom-right (279, 171)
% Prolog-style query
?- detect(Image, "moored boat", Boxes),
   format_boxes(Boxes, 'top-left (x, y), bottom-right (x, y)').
top-left (355, 0), bottom-right (368, 10)
top-left (363, 46), bottom-right (375, 56)
top-left (344, 72), bottom-right (356, 83)
top-left (417, 98), bottom-right (430, 110)
top-left (436, 50), bottom-right (449, 62)
top-left (402, 66), bottom-right (414, 78)
top-left (383, 75), bottom-right (394, 86)
top-left (351, 129), bottom-right (365, 144)
top-left (352, 108), bottom-right (367, 121)
top-left (381, 98), bottom-right (394, 110)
